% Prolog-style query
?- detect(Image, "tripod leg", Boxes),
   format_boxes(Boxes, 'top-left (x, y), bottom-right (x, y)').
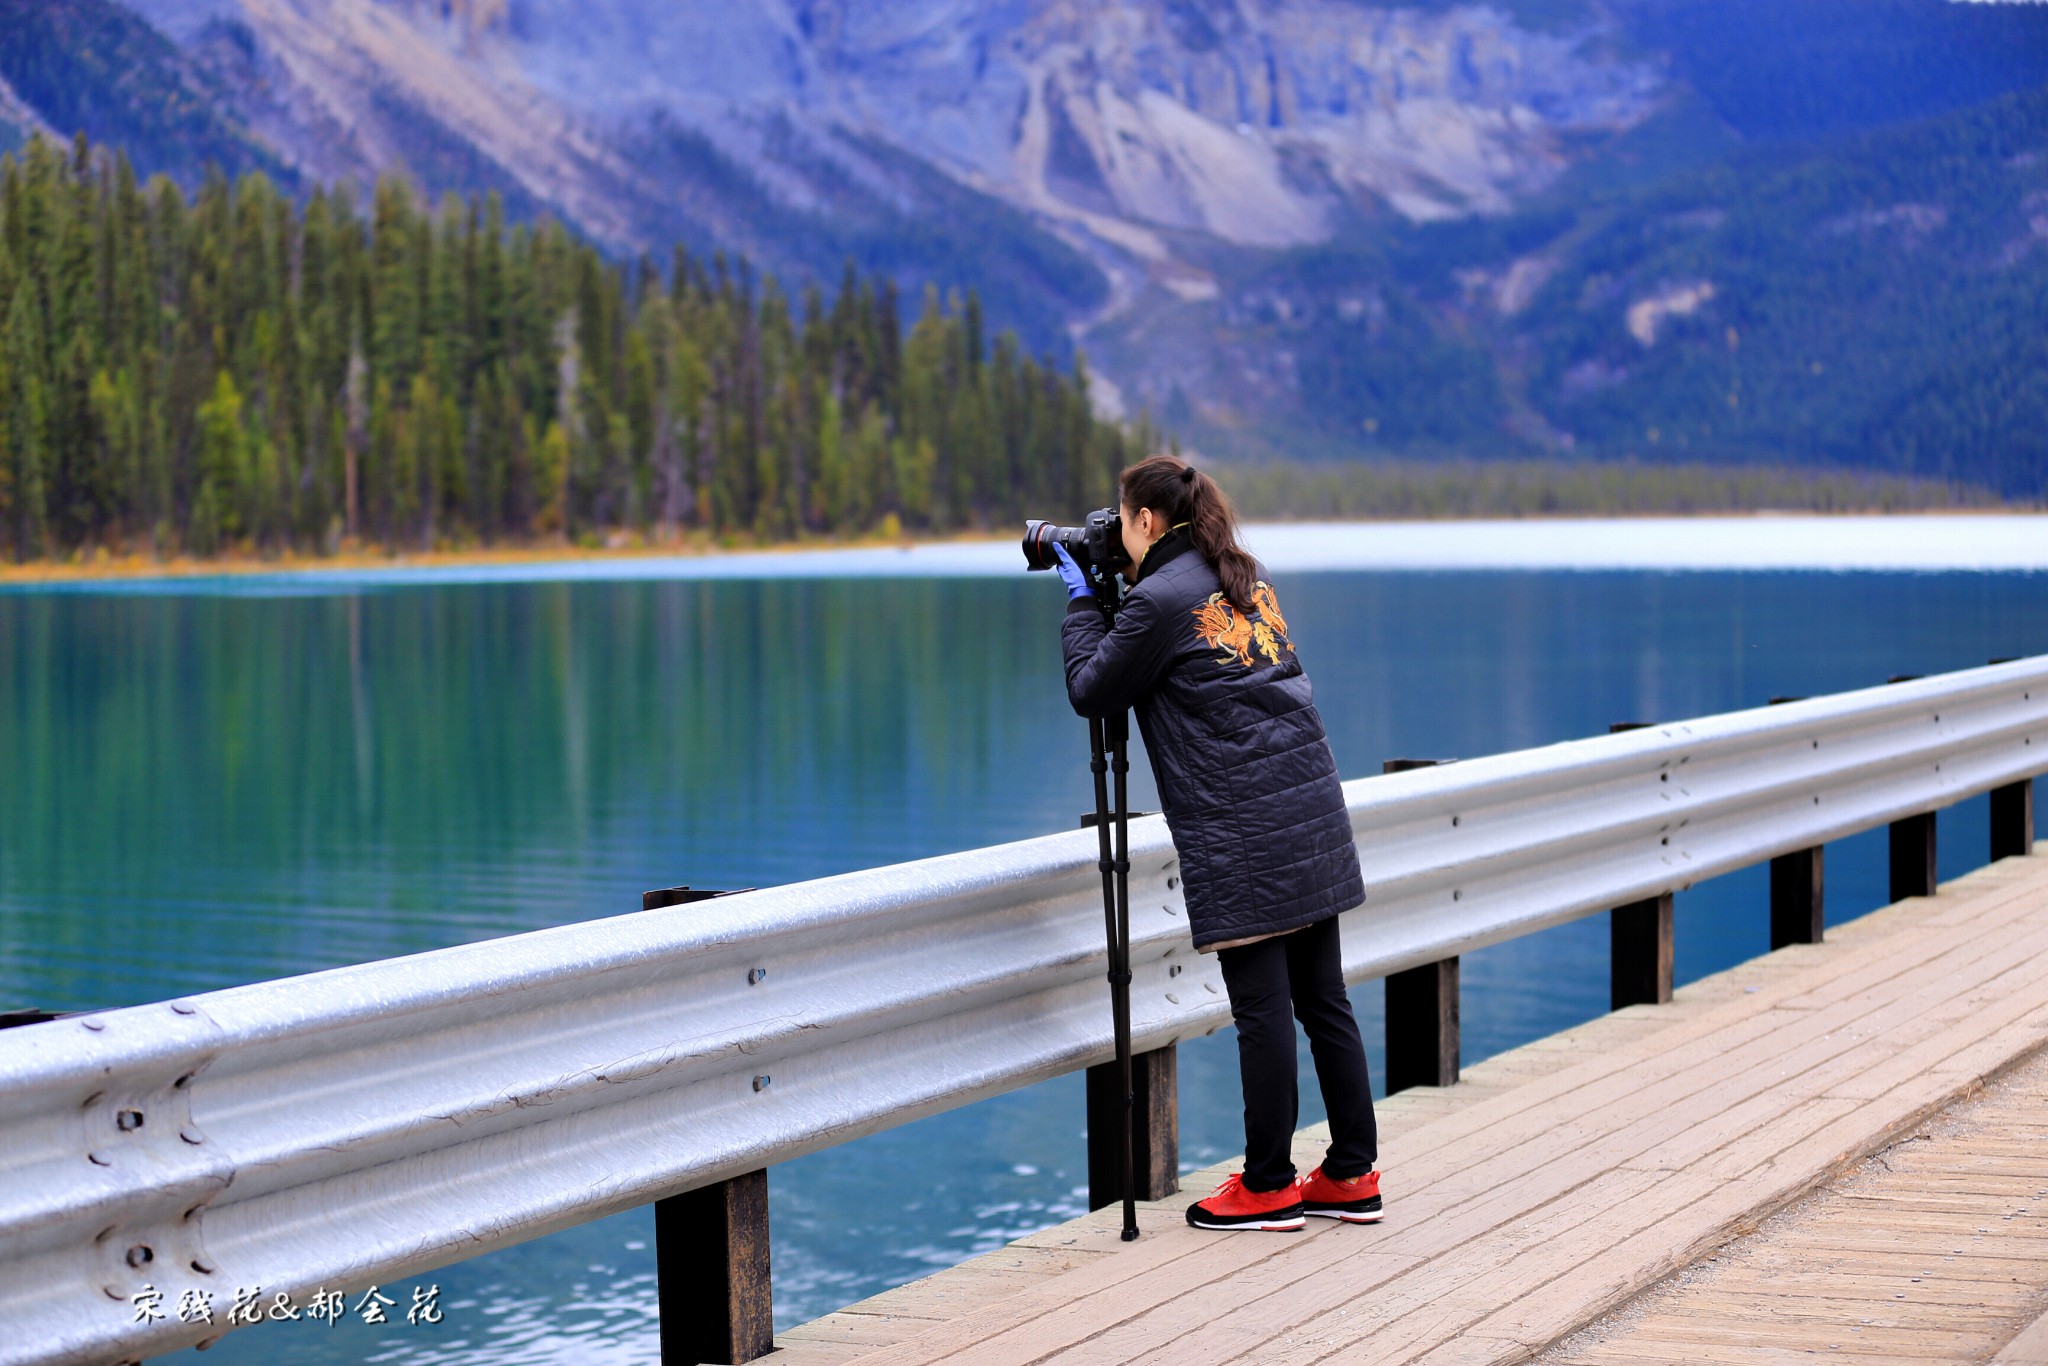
top-left (1109, 711), bottom-right (1139, 1242)
top-left (1087, 716), bottom-right (1118, 979)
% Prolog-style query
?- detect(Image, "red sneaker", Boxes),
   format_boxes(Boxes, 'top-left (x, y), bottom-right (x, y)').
top-left (1301, 1166), bottom-right (1383, 1223)
top-left (1185, 1172), bottom-right (1305, 1231)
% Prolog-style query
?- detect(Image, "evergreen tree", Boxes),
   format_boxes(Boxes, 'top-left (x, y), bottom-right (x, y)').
top-left (0, 132), bottom-right (1133, 560)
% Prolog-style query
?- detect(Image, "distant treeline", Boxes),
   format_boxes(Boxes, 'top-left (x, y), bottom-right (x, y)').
top-left (1211, 458), bottom-right (2011, 521)
top-left (0, 133), bottom-right (1145, 560)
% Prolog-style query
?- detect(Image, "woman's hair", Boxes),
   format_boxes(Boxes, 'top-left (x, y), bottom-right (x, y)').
top-left (1119, 454), bottom-right (1260, 610)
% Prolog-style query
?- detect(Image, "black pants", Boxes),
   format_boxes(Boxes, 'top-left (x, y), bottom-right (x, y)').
top-left (1216, 914), bottom-right (1379, 1192)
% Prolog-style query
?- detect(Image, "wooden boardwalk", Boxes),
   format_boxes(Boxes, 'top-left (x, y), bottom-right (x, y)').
top-left (1543, 1045), bottom-right (2048, 1363)
top-left (776, 845), bottom-right (2048, 1365)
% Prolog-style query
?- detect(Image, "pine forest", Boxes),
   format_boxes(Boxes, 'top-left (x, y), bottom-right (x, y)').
top-left (0, 134), bottom-right (1146, 561)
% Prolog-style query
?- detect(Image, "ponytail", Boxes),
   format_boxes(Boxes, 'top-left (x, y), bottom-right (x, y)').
top-left (1118, 454), bottom-right (1260, 611)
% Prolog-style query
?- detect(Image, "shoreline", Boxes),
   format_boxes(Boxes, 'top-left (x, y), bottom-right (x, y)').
top-left (0, 530), bottom-right (1007, 587)
top-left (4, 507), bottom-right (2046, 589)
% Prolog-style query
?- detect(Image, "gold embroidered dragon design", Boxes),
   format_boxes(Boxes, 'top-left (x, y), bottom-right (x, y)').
top-left (1191, 581), bottom-right (1294, 668)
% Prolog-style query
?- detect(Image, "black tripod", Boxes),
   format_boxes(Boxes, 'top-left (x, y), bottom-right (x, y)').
top-left (1083, 585), bottom-right (1141, 1243)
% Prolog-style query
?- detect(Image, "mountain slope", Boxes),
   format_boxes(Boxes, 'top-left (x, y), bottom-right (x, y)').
top-left (1514, 83), bottom-right (2048, 494)
top-left (82, 0), bottom-right (1672, 356)
top-left (1116, 81), bottom-right (2048, 495)
top-left (4, 0), bottom-right (2046, 482)
top-left (0, 0), bottom-right (280, 180)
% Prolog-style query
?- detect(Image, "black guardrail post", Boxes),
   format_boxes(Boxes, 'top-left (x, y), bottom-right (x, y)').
top-left (1880, 677), bottom-right (1939, 902)
top-left (1889, 813), bottom-right (1938, 901)
top-left (1770, 847), bottom-right (1825, 949)
top-left (1602, 726), bottom-right (1677, 1010)
top-left (1086, 1047), bottom-right (1179, 1209)
top-left (1610, 894), bottom-right (1674, 1010)
top-left (657, 1171), bottom-right (773, 1366)
top-left (643, 886), bottom-right (772, 1366)
top-left (1385, 958), bottom-right (1460, 1094)
top-left (1382, 759), bottom-right (1460, 1093)
top-left (1760, 698), bottom-right (1826, 949)
top-left (1991, 779), bottom-right (2035, 863)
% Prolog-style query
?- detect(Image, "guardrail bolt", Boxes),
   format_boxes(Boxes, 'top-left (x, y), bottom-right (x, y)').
top-left (115, 1109), bottom-right (144, 1132)
top-left (180, 1128), bottom-right (205, 1146)
top-left (747, 967), bottom-right (767, 985)
top-left (87, 1151), bottom-right (111, 1167)
top-left (751, 1075), bottom-right (771, 1092)
top-left (124, 1245), bottom-right (152, 1268)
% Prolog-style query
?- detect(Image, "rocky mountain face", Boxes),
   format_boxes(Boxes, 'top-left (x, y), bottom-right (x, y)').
top-left (127, 0), bottom-right (1656, 236)
top-left (83, 0), bottom-right (1659, 351)
top-left (5, 0), bottom-right (2046, 478)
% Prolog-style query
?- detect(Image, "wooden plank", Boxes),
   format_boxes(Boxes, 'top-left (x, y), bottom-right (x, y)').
top-left (1551, 1046), bottom-right (2048, 1366)
top-left (782, 1312), bottom-right (940, 1349)
top-left (1445, 917), bottom-right (2048, 1199)
top-left (767, 1337), bottom-right (877, 1365)
top-left (1077, 1251), bottom-right (1427, 1366)
top-left (1300, 943), bottom-right (2048, 1359)
top-left (1553, 1340), bottom-right (1933, 1366)
top-left (1829, 1192), bottom-right (2047, 1220)
top-left (840, 1209), bottom-right (1316, 1366)
top-left (1995, 1303), bottom-right (2048, 1366)
top-left (1646, 1293), bottom-right (2030, 1330)
top-left (1458, 888), bottom-right (2048, 1196)
top-left (1117, 1170), bottom-right (1712, 1366)
top-left (839, 1251), bottom-right (1110, 1324)
top-left (1660, 1271), bottom-right (2047, 1304)
top-left (1391, 868), bottom-right (2048, 1167)
top-left (838, 1274), bottom-right (1034, 1323)
top-left (1569, 1316), bottom-right (2005, 1355)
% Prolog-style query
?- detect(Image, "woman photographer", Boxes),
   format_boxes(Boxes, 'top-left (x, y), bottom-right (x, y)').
top-left (1050, 454), bottom-right (1382, 1232)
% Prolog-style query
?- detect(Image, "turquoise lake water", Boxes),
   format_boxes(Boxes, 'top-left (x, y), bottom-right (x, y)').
top-left (1, 563), bottom-right (2044, 1363)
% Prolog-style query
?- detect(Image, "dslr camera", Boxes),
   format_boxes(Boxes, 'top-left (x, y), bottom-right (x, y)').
top-left (1021, 508), bottom-right (1129, 582)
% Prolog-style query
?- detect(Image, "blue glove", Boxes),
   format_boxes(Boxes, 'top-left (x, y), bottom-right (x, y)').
top-left (1051, 543), bottom-right (1094, 601)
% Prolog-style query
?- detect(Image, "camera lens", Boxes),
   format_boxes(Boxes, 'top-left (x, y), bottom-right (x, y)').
top-left (1021, 520), bottom-right (1064, 571)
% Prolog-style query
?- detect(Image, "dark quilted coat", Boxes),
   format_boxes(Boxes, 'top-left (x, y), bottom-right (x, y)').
top-left (1060, 528), bottom-right (1364, 950)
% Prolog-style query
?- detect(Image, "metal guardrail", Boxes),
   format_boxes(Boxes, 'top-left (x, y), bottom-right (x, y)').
top-left (2, 657), bottom-right (2044, 1365)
